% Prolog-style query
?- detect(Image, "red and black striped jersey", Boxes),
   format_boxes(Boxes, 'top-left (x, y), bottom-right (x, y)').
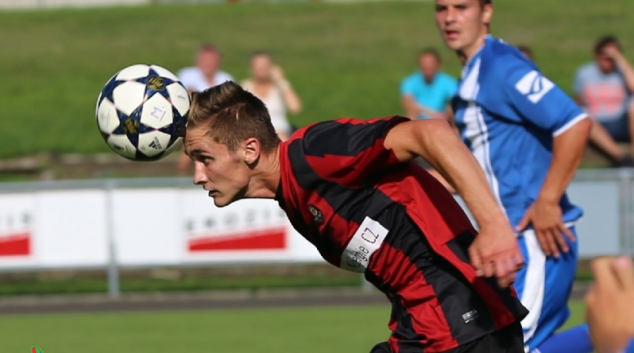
top-left (275, 116), bottom-right (527, 352)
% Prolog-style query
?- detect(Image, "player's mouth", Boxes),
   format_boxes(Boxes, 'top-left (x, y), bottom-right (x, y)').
top-left (208, 190), bottom-right (219, 197)
top-left (445, 30), bottom-right (460, 40)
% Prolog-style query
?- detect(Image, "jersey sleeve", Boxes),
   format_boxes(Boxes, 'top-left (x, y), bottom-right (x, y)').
top-left (502, 60), bottom-right (587, 136)
top-left (300, 116), bottom-right (409, 187)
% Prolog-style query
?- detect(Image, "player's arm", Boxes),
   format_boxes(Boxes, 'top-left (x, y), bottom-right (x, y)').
top-left (505, 64), bottom-right (592, 257)
top-left (516, 118), bottom-right (592, 257)
top-left (401, 96), bottom-right (420, 120)
top-left (605, 45), bottom-right (634, 92)
top-left (385, 119), bottom-right (522, 288)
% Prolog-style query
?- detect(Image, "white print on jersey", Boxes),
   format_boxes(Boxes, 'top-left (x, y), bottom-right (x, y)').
top-left (515, 70), bottom-right (555, 104)
top-left (340, 217), bottom-right (389, 273)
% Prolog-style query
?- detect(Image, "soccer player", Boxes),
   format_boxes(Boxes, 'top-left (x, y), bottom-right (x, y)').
top-left (433, 0), bottom-right (593, 352)
top-left (185, 81), bottom-right (528, 352)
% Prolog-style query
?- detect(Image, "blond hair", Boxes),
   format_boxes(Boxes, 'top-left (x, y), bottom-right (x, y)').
top-left (187, 81), bottom-right (280, 153)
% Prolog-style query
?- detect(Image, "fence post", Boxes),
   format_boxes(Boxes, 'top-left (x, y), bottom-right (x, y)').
top-left (618, 169), bottom-right (634, 257)
top-left (105, 179), bottom-right (120, 299)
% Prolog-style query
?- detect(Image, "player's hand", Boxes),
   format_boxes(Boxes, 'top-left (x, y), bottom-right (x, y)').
top-left (516, 198), bottom-right (575, 258)
top-left (469, 222), bottom-right (524, 288)
top-left (603, 44), bottom-right (623, 61)
top-left (585, 256), bottom-right (634, 353)
top-left (270, 65), bottom-right (285, 83)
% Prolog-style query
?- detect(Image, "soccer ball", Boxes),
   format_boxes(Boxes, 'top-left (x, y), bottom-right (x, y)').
top-left (95, 64), bottom-right (190, 161)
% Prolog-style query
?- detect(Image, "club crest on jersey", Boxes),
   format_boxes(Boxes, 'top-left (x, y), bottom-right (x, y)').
top-left (308, 205), bottom-right (324, 224)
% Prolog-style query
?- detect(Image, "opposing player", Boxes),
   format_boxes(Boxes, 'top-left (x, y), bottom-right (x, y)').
top-left (185, 81), bottom-right (527, 352)
top-left (433, 0), bottom-right (593, 352)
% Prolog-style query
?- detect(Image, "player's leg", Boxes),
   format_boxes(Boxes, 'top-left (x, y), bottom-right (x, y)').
top-left (589, 119), bottom-right (631, 165)
top-left (516, 227), bottom-right (593, 353)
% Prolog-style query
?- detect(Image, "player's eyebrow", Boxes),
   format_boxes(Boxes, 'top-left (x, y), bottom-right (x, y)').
top-left (187, 149), bottom-right (203, 159)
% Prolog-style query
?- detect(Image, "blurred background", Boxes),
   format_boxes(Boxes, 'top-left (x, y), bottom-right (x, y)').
top-left (0, 0), bottom-right (632, 352)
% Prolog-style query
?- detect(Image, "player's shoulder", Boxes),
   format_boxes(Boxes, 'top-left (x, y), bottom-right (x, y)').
top-left (484, 38), bottom-right (535, 72)
top-left (289, 117), bottom-right (407, 143)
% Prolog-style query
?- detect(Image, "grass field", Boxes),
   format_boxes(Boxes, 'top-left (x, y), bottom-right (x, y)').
top-left (0, 302), bottom-right (586, 353)
top-left (0, 0), bottom-right (632, 158)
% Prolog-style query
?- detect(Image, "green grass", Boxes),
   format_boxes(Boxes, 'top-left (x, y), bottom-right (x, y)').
top-left (0, 0), bottom-right (633, 158)
top-left (0, 273), bottom-right (362, 296)
top-left (0, 301), bottom-right (586, 353)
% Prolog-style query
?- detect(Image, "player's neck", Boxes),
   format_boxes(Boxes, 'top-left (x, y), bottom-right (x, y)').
top-left (244, 145), bottom-right (281, 200)
top-left (457, 35), bottom-right (487, 65)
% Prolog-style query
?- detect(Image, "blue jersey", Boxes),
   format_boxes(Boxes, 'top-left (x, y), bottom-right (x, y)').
top-left (452, 36), bottom-right (587, 228)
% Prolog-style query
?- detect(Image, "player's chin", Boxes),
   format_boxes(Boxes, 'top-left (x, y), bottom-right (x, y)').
top-left (212, 193), bottom-right (239, 208)
top-left (212, 195), bottom-right (230, 208)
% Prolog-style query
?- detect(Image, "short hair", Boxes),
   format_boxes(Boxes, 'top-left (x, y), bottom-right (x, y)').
top-left (251, 50), bottom-right (271, 59)
top-left (419, 48), bottom-right (441, 63)
top-left (198, 43), bottom-right (221, 55)
top-left (594, 35), bottom-right (621, 54)
top-left (187, 81), bottom-right (280, 153)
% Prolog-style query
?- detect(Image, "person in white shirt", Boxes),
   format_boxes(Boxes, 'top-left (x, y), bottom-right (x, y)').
top-left (177, 44), bottom-right (234, 175)
top-left (177, 43), bottom-right (234, 93)
top-left (241, 51), bottom-right (302, 141)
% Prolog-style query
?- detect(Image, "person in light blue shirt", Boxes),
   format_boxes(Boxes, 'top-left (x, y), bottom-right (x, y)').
top-left (400, 48), bottom-right (458, 121)
top-left (433, 1), bottom-right (600, 353)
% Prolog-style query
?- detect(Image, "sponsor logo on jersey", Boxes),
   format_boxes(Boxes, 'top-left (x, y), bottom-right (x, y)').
top-left (308, 205), bottom-right (324, 224)
top-left (515, 70), bottom-right (555, 103)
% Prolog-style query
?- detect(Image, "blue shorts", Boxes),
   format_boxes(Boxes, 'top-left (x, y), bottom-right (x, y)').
top-left (514, 227), bottom-right (578, 352)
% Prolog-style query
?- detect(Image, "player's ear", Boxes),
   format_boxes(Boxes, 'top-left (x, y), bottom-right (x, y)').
top-left (481, 3), bottom-right (493, 27)
top-left (243, 137), bottom-right (261, 166)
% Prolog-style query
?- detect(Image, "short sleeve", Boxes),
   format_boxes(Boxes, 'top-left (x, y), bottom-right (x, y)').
top-left (503, 61), bottom-right (587, 136)
top-left (400, 76), bottom-right (416, 96)
top-left (299, 116), bottom-right (409, 187)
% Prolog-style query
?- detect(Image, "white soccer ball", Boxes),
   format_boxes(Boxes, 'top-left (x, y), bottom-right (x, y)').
top-left (96, 64), bottom-right (190, 161)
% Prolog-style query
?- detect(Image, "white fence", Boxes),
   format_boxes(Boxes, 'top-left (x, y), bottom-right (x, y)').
top-left (0, 169), bottom-right (631, 296)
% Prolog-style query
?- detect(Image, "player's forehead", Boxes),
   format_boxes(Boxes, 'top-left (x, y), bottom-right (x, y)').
top-left (435, 0), bottom-right (479, 6)
top-left (184, 127), bottom-right (219, 155)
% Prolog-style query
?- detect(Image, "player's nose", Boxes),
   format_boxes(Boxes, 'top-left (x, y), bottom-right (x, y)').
top-left (192, 163), bottom-right (209, 185)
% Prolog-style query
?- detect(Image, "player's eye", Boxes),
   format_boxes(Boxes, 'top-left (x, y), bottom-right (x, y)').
top-left (435, 5), bottom-right (447, 12)
top-left (199, 156), bottom-right (213, 165)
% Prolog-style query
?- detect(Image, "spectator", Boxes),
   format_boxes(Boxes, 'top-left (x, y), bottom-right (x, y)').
top-left (586, 256), bottom-right (634, 353)
top-left (400, 48), bottom-right (457, 122)
top-left (517, 44), bottom-right (534, 61)
top-left (241, 51), bottom-right (302, 141)
top-left (177, 43), bottom-right (233, 94)
top-left (177, 44), bottom-right (234, 175)
top-left (574, 36), bottom-right (634, 167)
